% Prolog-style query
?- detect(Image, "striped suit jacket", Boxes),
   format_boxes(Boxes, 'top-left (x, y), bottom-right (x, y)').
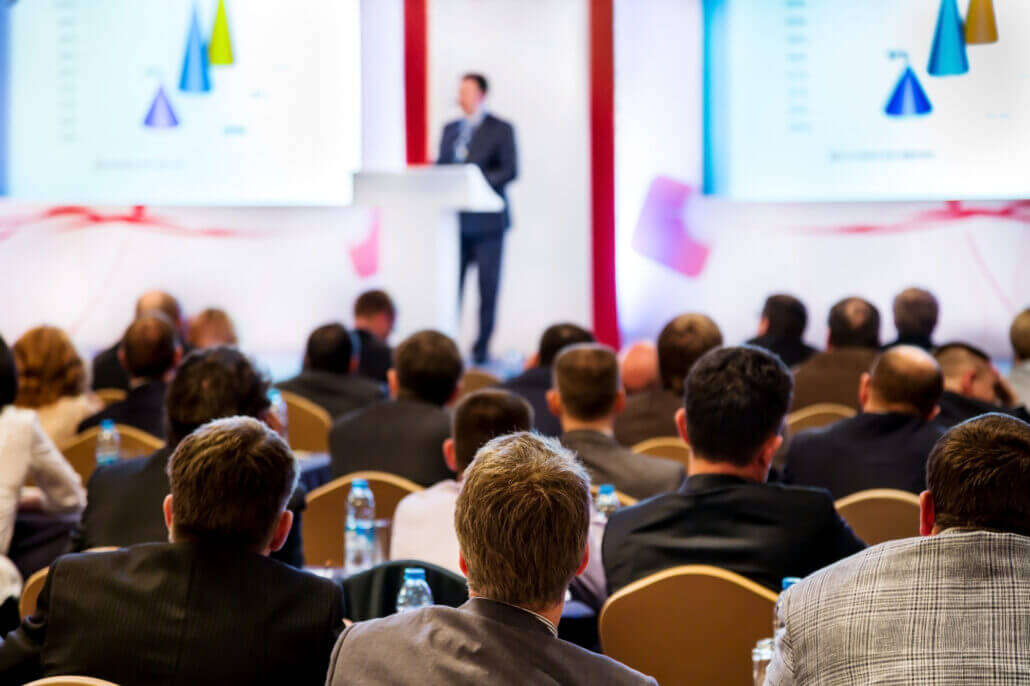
top-left (766, 529), bottom-right (1030, 685)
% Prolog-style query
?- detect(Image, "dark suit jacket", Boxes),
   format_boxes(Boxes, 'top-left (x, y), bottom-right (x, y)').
top-left (329, 398), bottom-right (452, 487)
top-left (77, 379), bottom-right (167, 438)
top-left (562, 429), bottom-right (684, 500)
top-left (325, 597), bottom-right (656, 685)
top-left (934, 390), bottom-right (1030, 429)
top-left (791, 347), bottom-right (878, 411)
top-left (71, 447), bottom-right (306, 568)
top-left (882, 334), bottom-right (934, 351)
top-left (602, 474), bottom-right (866, 594)
top-left (613, 388), bottom-right (682, 447)
top-left (438, 114), bottom-right (518, 236)
top-left (0, 543), bottom-right (344, 685)
top-left (276, 370), bottom-right (385, 419)
top-left (355, 329), bottom-right (392, 384)
top-left (90, 343), bottom-right (129, 392)
top-left (782, 412), bottom-right (946, 500)
top-left (747, 335), bottom-right (818, 369)
top-left (497, 365), bottom-right (560, 437)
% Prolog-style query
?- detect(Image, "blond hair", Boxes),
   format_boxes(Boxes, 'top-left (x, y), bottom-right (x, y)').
top-left (187, 308), bottom-right (238, 349)
top-left (13, 326), bottom-right (87, 407)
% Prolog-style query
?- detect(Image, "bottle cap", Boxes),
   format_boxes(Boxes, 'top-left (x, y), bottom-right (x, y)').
top-left (267, 389), bottom-right (281, 402)
top-left (403, 567), bottom-right (427, 581)
top-left (598, 484), bottom-right (615, 495)
top-left (100, 419), bottom-right (116, 430)
top-left (781, 576), bottom-right (801, 591)
top-left (352, 478), bottom-right (369, 488)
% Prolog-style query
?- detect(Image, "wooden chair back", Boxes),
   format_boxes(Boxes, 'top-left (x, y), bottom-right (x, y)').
top-left (93, 388), bottom-right (127, 407)
top-left (59, 425), bottom-right (164, 484)
top-left (835, 488), bottom-right (921, 545)
top-left (786, 403), bottom-right (856, 434)
top-left (632, 436), bottom-right (690, 467)
top-left (279, 390), bottom-right (332, 453)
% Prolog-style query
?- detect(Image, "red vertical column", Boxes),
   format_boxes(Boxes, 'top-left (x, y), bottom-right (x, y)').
top-left (404, 0), bottom-right (429, 165)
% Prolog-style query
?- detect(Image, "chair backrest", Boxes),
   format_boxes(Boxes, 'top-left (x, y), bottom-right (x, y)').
top-left (589, 483), bottom-right (637, 508)
top-left (93, 388), bottom-right (127, 407)
top-left (600, 565), bottom-right (778, 686)
top-left (459, 369), bottom-right (500, 397)
top-left (835, 488), bottom-right (921, 545)
top-left (303, 471), bottom-right (424, 567)
top-left (339, 559), bottom-right (468, 622)
top-left (632, 436), bottom-right (691, 467)
top-left (279, 390), bottom-right (332, 453)
top-left (58, 425), bottom-right (164, 485)
top-left (786, 402), bottom-right (856, 434)
top-left (25, 678), bottom-right (121, 686)
top-left (19, 566), bottom-right (49, 619)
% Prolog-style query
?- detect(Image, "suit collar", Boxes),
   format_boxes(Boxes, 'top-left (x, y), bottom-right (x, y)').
top-left (563, 428), bottom-right (618, 447)
top-left (461, 597), bottom-right (556, 637)
top-left (681, 473), bottom-right (752, 493)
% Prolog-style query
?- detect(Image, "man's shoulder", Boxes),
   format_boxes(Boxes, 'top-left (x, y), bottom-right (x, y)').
top-left (484, 113), bottom-right (514, 132)
top-left (88, 451), bottom-right (160, 490)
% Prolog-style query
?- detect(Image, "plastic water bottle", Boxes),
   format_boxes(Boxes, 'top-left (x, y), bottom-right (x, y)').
top-left (595, 484), bottom-right (619, 521)
top-left (772, 576), bottom-right (801, 635)
top-left (395, 567), bottom-right (433, 613)
top-left (344, 479), bottom-right (376, 575)
top-left (95, 419), bottom-right (120, 466)
top-left (266, 389), bottom-right (289, 442)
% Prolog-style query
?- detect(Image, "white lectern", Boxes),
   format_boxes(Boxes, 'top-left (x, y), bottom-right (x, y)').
top-left (353, 165), bottom-right (503, 340)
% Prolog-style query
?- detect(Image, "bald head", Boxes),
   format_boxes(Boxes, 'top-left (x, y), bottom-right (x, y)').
top-left (121, 311), bottom-right (181, 380)
top-left (935, 343), bottom-right (997, 404)
top-left (828, 297), bottom-right (880, 348)
top-left (620, 341), bottom-right (658, 394)
top-left (1011, 309), bottom-right (1030, 362)
top-left (862, 346), bottom-right (942, 419)
top-left (136, 291), bottom-right (183, 329)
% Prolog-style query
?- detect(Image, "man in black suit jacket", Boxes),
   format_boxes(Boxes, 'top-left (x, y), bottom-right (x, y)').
top-left (882, 287), bottom-right (938, 351)
top-left (747, 294), bottom-right (818, 368)
top-left (91, 290), bottom-right (187, 391)
top-left (353, 289), bottom-right (396, 384)
top-left (551, 344), bottom-right (683, 500)
top-left (277, 323), bottom-right (385, 418)
top-left (604, 346), bottom-right (865, 594)
top-left (934, 342), bottom-right (1030, 428)
top-left (499, 323), bottom-right (594, 437)
top-left (438, 73), bottom-right (518, 363)
top-left (0, 417), bottom-right (344, 685)
top-left (330, 330), bottom-right (462, 486)
top-left (783, 346), bottom-right (946, 499)
top-left (71, 347), bottom-right (306, 567)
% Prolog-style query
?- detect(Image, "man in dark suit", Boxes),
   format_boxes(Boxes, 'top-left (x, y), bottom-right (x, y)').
top-left (330, 330), bottom-right (462, 486)
top-left (91, 290), bottom-right (186, 391)
top-left (0, 417), bottom-right (344, 685)
top-left (747, 294), bottom-right (818, 368)
top-left (551, 344), bottom-right (683, 500)
top-left (353, 289), bottom-right (396, 384)
top-left (791, 297), bottom-right (881, 411)
top-left (78, 311), bottom-right (182, 438)
top-left (614, 313), bottom-right (722, 447)
top-left (499, 323), bottom-right (594, 437)
top-left (604, 346), bottom-right (865, 595)
top-left (326, 432), bottom-right (656, 685)
top-left (882, 287), bottom-right (938, 351)
top-left (933, 342), bottom-right (1030, 428)
top-left (783, 346), bottom-right (946, 499)
top-left (71, 347), bottom-right (307, 568)
top-left (277, 323), bottom-right (385, 419)
top-left (437, 73), bottom-right (518, 364)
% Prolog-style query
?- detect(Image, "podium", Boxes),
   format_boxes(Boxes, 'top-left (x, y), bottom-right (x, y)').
top-left (353, 165), bottom-right (504, 340)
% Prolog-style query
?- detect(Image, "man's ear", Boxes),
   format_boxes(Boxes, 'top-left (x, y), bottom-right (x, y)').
top-left (675, 407), bottom-right (689, 445)
top-left (613, 388), bottom-right (627, 416)
top-left (117, 346), bottom-right (128, 373)
top-left (546, 389), bottom-right (563, 419)
top-left (443, 438), bottom-right (458, 473)
top-left (926, 404), bottom-right (940, 422)
top-left (574, 546), bottom-right (590, 577)
top-left (458, 551), bottom-right (469, 578)
top-left (268, 510), bottom-right (294, 553)
top-left (387, 369), bottom-right (399, 399)
top-left (960, 369), bottom-right (977, 396)
top-left (163, 494), bottom-right (174, 539)
top-left (525, 353), bottom-right (540, 370)
top-left (858, 372), bottom-right (871, 410)
top-left (919, 490), bottom-right (936, 536)
top-left (757, 432), bottom-right (783, 474)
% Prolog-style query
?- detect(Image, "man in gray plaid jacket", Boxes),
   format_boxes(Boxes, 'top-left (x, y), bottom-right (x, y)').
top-left (767, 413), bottom-right (1030, 684)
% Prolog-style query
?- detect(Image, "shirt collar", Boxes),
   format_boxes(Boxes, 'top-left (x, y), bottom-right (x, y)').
top-left (465, 106), bottom-right (487, 128)
top-left (472, 597), bottom-right (558, 637)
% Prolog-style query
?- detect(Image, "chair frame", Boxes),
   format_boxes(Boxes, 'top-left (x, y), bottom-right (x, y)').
top-left (786, 402), bottom-right (856, 432)
top-left (278, 390), bottom-right (332, 453)
top-left (835, 488), bottom-right (921, 546)
top-left (631, 436), bottom-right (691, 466)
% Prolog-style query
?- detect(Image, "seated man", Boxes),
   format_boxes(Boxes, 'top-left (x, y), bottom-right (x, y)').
top-left (353, 289), bottom-right (396, 384)
top-left (92, 290), bottom-right (185, 392)
top-left (604, 346), bottom-right (865, 594)
top-left (767, 414), bottom-right (1030, 685)
top-left (619, 341), bottom-right (659, 395)
top-left (883, 287), bottom-right (938, 351)
top-left (614, 313), bottom-right (722, 446)
top-left (747, 294), bottom-right (817, 368)
top-left (326, 432), bottom-right (657, 685)
top-left (330, 330), bottom-right (461, 486)
top-left (277, 323), bottom-right (385, 418)
top-left (783, 346), bottom-right (946, 499)
top-left (551, 344), bottom-right (684, 500)
top-left (79, 311), bottom-right (182, 438)
top-left (0, 417), bottom-right (344, 685)
top-left (934, 342), bottom-right (1029, 428)
top-left (72, 347), bottom-right (307, 567)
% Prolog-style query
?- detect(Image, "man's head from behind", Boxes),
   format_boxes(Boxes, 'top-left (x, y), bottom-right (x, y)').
top-left (187, 308), bottom-right (238, 349)
top-left (455, 432), bottom-right (590, 612)
top-left (536, 323), bottom-right (595, 368)
top-left (828, 297), bottom-right (880, 349)
top-left (304, 323), bottom-right (355, 375)
top-left (758, 294), bottom-right (808, 341)
top-left (859, 346), bottom-right (943, 420)
top-left (389, 330), bottom-right (463, 406)
top-left (353, 290), bottom-right (396, 342)
top-left (893, 287), bottom-right (939, 342)
top-left (620, 341), bottom-right (659, 394)
top-left (934, 342), bottom-right (997, 404)
top-left (136, 290), bottom-right (184, 331)
top-left (119, 311), bottom-right (181, 382)
top-left (657, 314), bottom-right (723, 396)
top-left (677, 346), bottom-right (793, 482)
top-left (921, 414), bottom-right (1030, 537)
top-left (547, 344), bottom-right (623, 426)
top-left (444, 390), bottom-right (533, 476)
top-left (164, 417), bottom-right (297, 555)
top-left (1010, 308), bottom-right (1030, 363)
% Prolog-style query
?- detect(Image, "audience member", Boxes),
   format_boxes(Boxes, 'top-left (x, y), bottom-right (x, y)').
top-left (767, 414), bottom-right (1030, 685)
top-left (604, 346), bottom-right (865, 594)
top-left (92, 290), bottom-right (185, 391)
top-left (883, 287), bottom-right (939, 351)
top-left (78, 311), bottom-right (182, 438)
top-left (353, 289), bottom-right (396, 383)
top-left (277, 323), bottom-right (385, 418)
top-left (551, 344), bottom-right (684, 500)
top-left (326, 432), bottom-right (657, 685)
top-left (186, 307), bottom-right (238, 349)
top-left (791, 297), bottom-right (880, 411)
top-left (13, 326), bottom-right (102, 444)
top-left (1010, 308), bottom-right (1030, 404)
top-left (330, 330), bottom-right (462, 486)
top-left (747, 294), bottom-right (817, 368)
top-left (934, 342), bottom-right (1029, 428)
top-left (72, 347), bottom-right (307, 567)
top-left (0, 417), bottom-right (344, 685)
top-left (614, 313), bottom-right (722, 446)
top-left (619, 341), bottom-right (659, 394)
top-left (498, 323), bottom-right (594, 436)
top-left (783, 346), bottom-right (945, 499)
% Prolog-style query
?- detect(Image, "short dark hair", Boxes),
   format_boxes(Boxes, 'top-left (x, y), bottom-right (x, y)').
top-left (761, 294), bottom-right (808, 339)
top-left (452, 390), bottom-right (533, 472)
top-left (0, 336), bottom-right (17, 409)
top-left (165, 347), bottom-right (270, 446)
top-left (120, 312), bottom-right (179, 380)
top-left (927, 414), bottom-right (1030, 536)
top-left (538, 323), bottom-right (595, 367)
top-left (354, 290), bottom-right (396, 321)
top-left (462, 73), bottom-right (488, 95)
top-left (305, 323), bottom-right (354, 375)
top-left (553, 344), bottom-right (619, 421)
top-left (868, 346), bottom-right (943, 417)
top-left (828, 297), bottom-right (880, 348)
top-left (657, 314), bottom-right (723, 395)
top-left (684, 346), bottom-right (793, 467)
top-left (167, 417), bottom-right (298, 551)
top-left (893, 288), bottom-right (939, 340)
top-left (394, 330), bottom-right (463, 405)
